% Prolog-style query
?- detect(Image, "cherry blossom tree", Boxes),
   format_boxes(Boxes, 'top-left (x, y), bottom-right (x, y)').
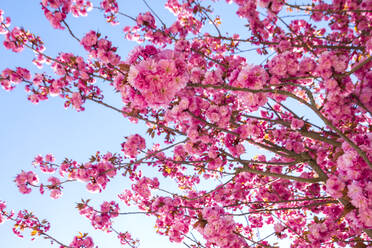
top-left (1, 0), bottom-right (372, 247)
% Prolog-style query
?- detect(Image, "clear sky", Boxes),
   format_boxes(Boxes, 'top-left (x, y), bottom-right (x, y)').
top-left (0, 1), bottom-right (307, 247)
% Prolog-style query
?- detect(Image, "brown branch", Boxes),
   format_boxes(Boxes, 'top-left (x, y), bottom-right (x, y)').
top-left (189, 82), bottom-right (372, 170)
top-left (62, 20), bottom-right (80, 42)
top-left (344, 55), bottom-right (372, 76)
top-left (284, 3), bottom-right (372, 13)
top-left (206, 35), bottom-right (364, 51)
top-left (222, 196), bottom-right (333, 208)
top-left (229, 200), bottom-right (338, 215)
top-left (303, 87), bottom-right (372, 170)
top-left (236, 164), bottom-right (322, 183)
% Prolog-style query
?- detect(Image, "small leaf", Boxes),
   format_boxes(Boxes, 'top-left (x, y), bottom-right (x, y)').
top-left (77, 232), bottom-right (84, 239)
top-left (353, 241), bottom-right (367, 248)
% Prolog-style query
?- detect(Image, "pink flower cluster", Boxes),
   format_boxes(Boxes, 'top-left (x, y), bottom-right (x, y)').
top-left (118, 232), bottom-right (138, 247)
top-left (67, 235), bottom-right (94, 248)
top-left (47, 176), bottom-right (62, 199)
top-left (124, 6), bottom-right (200, 44)
top-left (121, 134), bottom-right (146, 158)
top-left (268, 52), bottom-right (300, 77)
top-left (274, 223), bottom-right (286, 235)
top-left (131, 177), bottom-right (159, 200)
top-left (3, 27), bottom-right (26, 52)
top-left (0, 201), bottom-right (6, 224)
top-left (123, 12), bottom-right (159, 43)
top-left (41, 0), bottom-right (93, 29)
top-left (136, 12), bottom-right (156, 29)
top-left (120, 178), bottom-right (192, 242)
top-left (325, 175), bottom-right (345, 198)
top-left (41, 0), bottom-right (69, 30)
top-left (127, 48), bottom-right (188, 107)
top-left (291, 118), bottom-right (305, 130)
top-left (14, 171), bottom-right (39, 194)
top-left (70, 92), bottom-right (84, 111)
top-left (307, 219), bottom-right (337, 245)
top-left (206, 104), bottom-right (231, 127)
top-left (227, 68), bottom-right (266, 111)
top-left (70, 0), bottom-right (93, 17)
top-left (358, 72), bottom-right (372, 112)
top-left (100, 0), bottom-right (119, 24)
top-left (150, 196), bottom-right (189, 242)
top-left (325, 136), bottom-right (372, 229)
top-left (0, 9), bottom-right (11, 35)
top-left (165, 0), bottom-right (203, 36)
top-left (79, 201), bottom-right (119, 231)
top-left (1, 22), bottom-right (45, 69)
top-left (316, 51), bottom-right (347, 79)
top-left (59, 152), bottom-right (117, 192)
top-left (0, 67), bottom-right (30, 91)
top-left (224, 133), bottom-right (245, 157)
top-left (227, 64), bottom-right (270, 110)
top-left (12, 210), bottom-right (50, 238)
top-left (33, 154), bottom-right (56, 173)
top-left (234, 65), bottom-right (268, 90)
top-left (196, 206), bottom-right (246, 248)
top-left (80, 31), bottom-right (120, 65)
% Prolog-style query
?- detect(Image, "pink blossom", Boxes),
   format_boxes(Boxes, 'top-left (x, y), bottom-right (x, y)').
top-left (121, 134), bottom-right (146, 158)
top-left (15, 171), bottom-right (39, 194)
top-left (127, 48), bottom-right (188, 107)
top-left (0, 9), bottom-right (11, 34)
top-left (45, 153), bottom-right (55, 163)
top-left (69, 235), bottom-right (94, 248)
top-left (71, 92), bottom-right (84, 111)
top-left (291, 118), bottom-right (304, 130)
top-left (100, 0), bottom-right (119, 24)
top-left (359, 208), bottom-right (372, 228)
top-left (47, 176), bottom-right (62, 199)
top-left (80, 31), bottom-right (98, 51)
top-left (325, 176), bottom-right (345, 198)
top-left (0, 201), bottom-right (6, 224)
top-left (274, 223), bottom-right (285, 233)
top-left (136, 12), bottom-right (156, 28)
